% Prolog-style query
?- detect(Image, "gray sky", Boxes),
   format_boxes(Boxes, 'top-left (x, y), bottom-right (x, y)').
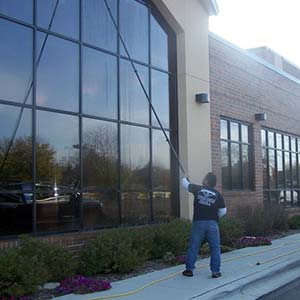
top-left (209, 0), bottom-right (300, 68)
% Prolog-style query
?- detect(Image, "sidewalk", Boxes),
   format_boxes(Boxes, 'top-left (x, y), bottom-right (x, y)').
top-left (54, 233), bottom-right (300, 300)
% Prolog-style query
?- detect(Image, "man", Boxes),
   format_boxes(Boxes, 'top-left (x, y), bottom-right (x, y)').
top-left (181, 172), bottom-right (227, 278)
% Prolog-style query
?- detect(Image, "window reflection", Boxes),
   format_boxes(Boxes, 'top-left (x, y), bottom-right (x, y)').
top-left (0, 104), bottom-right (32, 235)
top-left (121, 192), bottom-right (150, 224)
top-left (36, 32), bottom-right (79, 112)
top-left (153, 192), bottom-right (172, 221)
top-left (120, 59), bottom-right (149, 124)
top-left (152, 130), bottom-right (170, 190)
top-left (37, 0), bottom-right (79, 39)
top-left (230, 122), bottom-right (239, 141)
top-left (285, 152), bottom-right (291, 187)
top-left (36, 111), bottom-right (79, 232)
top-left (262, 149), bottom-right (268, 189)
top-left (83, 47), bottom-right (117, 119)
top-left (242, 145), bottom-right (250, 189)
top-left (36, 110), bottom-right (79, 187)
top-left (268, 131), bottom-right (274, 148)
top-left (82, 118), bottom-right (118, 189)
top-left (221, 120), bottom-right (228, 140)
top-left (151, 15), bottom-right (168, 70)
top-left (0, 104), bottom-right (32, 189)
top-left (231, 143), bottom-right (241, 189)
top-left (268, 149), bottom-right (276, 189)
top-left (121, 125), bottom-right (149, 190)
top-left (152, 70), bottom-right (169, 128)
top-left (120, 0), bottom-right (149, 63)
top-left (83, 0), bottom-right (117, 52)
top-left (0, 19), bottom-right (32, 104)
top-left (277, 151), bottom-right (284, 188)
top-left (221, 141), bottom-right (229, 189)
top-left (0, 0), bottom-right (32, 23)
top-left (82, 190), bottom-right (119, 228)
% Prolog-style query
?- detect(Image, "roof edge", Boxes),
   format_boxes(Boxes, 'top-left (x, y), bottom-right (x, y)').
top-left (209, 32), bottom-right (300, 86)
top-left (201, 0), bottom-right (219, 16)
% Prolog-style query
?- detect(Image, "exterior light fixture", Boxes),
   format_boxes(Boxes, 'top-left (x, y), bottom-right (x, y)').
top-left (255, 113), bottom-right (267, 121)
top-left (195, 93), bottom-right (209, 104)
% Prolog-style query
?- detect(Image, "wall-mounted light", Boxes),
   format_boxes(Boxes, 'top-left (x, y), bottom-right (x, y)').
top-left (195, 93), bottom-right (209, 104)
top-left (255, 113), bottom-right (267, 121)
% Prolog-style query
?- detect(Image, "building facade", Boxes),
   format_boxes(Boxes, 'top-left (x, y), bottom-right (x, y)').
top-left (0, 0), bottom-right (216, 247)
top-left (1, 0), bottom-right (299, 249)
top-left (209, 33), bottom-right (300, 216)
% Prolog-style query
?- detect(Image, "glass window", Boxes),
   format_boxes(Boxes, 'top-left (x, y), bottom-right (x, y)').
top-left (151, 70), bottom-right (169, 128)
top-left (268, 131), bottom-right (275, 148)
top-left (36, 33), bottom-right (79, 112)
top-left (151, 15), bottom-right (168, 70)
top-left (230, 122), bottom-right (239, 141)
top-left (83, 47), bottom-right (117, 119)
top-left (37, 0), bottom-right (79, 39)
top-left (221, 119), bottom-right (251, 190)
top-left (82, 190), bottom-right (119, 228)
top-left (120, 59), bottom-right (149, 124)
top-left (291, 138), bottom-right (296, 152)
top-left (285, 152), bottom-right (291, 187)
top-left (242, 145), bottom-right (250, 189)
top-left (221, 141), bottom-right (229, 189)
top-left (83, 0), bottom-right (117, 52)
top-left (121, 125), bottom-right (149, 190)
top-left (153, 191), bottom-right (172, 221)
top-left (231, 143), bottom-right (241, 189)
top-left (277, 151), bottom-right (284, 188)
top-left (241, 125), bottom-right (248, 143)
top-left (120, 0), bottom-right (149, 63)
top-left (82, 118), bottom-right (118, 189)
top-left (292, 153), bottom-right (297, 188)
top-left (0, 104), bottom-right (32, 189)
top-left (152, 129), bottom-right (170, 191)
top-left (0, 0), bottom-right (33, 23)
top-left (262, 149), bottom-right (268, 189)
top-left (261, 129), bottom-right (266, 147)
top-left (221, 120), bottom-right (228, 140)
top-left (268, 149), bottom-right (276, 189)
top-left (121, 192), bottom-right (150, 224)
top-left (276, 133), bottom-right (282, 149)
top-left (0, 19), bottom-right (32, 104)
top-left (36, 110), bottom-right (79, 187)
top-left (284, 135), bottom-right (290, 150)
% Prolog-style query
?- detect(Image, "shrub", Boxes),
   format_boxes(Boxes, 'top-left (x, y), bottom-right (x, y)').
top-left (288, 215), bottom-right (300, 229)
top-left (149, 219), bottom-right (191, 259)
top-left (219, 217), bottom-right (244, 246)
top-left (237, 205), bottom-right (288, 235)
top-left (79, 228), bottom-right (149, 275)
top-left (0, 248), bottom-right (48, 297)
top-left (19, 237), bottom-right (76, 281)
top-left (200, 243), bottom-right (234, 256)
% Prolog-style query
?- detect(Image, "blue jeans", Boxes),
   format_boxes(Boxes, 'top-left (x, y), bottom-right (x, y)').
top-left (186, 220), bottom-right (221, 273)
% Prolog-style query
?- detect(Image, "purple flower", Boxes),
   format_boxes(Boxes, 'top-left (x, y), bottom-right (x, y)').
top-left (55, 275), bottom-right (111, 295)
top-left (234, 236), bottom-right (272, 248)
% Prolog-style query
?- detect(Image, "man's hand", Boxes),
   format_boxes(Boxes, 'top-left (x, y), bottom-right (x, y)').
top-left (181, 177), bottom-right (190, 190)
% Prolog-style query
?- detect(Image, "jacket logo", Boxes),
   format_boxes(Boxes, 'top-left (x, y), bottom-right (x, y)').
top-left (196, 189), bottom-right (217, 206)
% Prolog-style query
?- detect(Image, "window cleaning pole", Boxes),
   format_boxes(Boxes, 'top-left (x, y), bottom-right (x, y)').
top-left (103, 0), bottom-right (187, 175)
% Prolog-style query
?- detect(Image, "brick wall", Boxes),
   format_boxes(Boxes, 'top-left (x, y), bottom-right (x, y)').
top-left (209, 34), bottom-right (300, 215)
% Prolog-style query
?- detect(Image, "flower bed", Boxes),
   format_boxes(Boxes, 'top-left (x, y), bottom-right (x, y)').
top-left (234, 236), bottom-right (272, 248)
top-left (56, 275), bottom-right (111, 295)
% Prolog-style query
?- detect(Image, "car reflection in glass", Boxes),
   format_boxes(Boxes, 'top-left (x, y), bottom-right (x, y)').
top-left (0, 182), bottom-right (104, 234)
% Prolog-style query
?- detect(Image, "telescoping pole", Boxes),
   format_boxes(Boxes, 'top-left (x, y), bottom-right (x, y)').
top-left (103, 0), bottom-right (187, 175)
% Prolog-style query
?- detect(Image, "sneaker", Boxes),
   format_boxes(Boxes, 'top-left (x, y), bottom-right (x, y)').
top-left (212, 272), bottom-right (222, 278)
top-left (182, 269), bottom-right (193, 277)
top-left (211, 272), bottom-right (222, 278)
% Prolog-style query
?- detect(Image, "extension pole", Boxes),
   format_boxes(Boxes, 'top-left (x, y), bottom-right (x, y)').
top-left (103, 0), bottom-right (186, 175)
